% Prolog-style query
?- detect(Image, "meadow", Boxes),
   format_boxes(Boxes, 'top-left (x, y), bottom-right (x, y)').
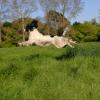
top-left (0, 42), bottom-right (100, 100)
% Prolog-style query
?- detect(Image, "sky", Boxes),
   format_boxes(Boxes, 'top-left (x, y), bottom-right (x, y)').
top-left (33, 0), bottom-right (100, 23)
top-left (71, 0), bottom-right (100, 23)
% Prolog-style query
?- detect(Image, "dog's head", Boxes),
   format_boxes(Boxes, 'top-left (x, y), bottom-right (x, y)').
top-left (25, 19), bottom-right (38, 32)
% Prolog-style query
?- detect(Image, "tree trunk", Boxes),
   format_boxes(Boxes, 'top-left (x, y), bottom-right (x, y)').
top-left (22, 25), bottom-right (25, 41)
top-left (21, 18), bottom-right (25, 41)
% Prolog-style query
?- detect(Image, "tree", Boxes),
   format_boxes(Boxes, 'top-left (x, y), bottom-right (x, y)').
top-left (39, 0), bottom-right (83, 36)
top-left (91, 18), bottom-right (97, 24)
top-left (39, 0), bottom-right (83, 18)
top-left (9, 0), bottom-right (37, 41)
top-left (0, 0), bottom-right (9, 42)
top-left (39, 0), bottom-right (57, 15)
top-left (46, 10), bottom-right (70, 36)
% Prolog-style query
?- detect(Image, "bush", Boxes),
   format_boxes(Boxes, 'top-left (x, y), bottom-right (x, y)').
top-left (0, 41), bottom-right (16, 48)
top-left (83, 35), bottom-right (97, 42)
top-left (72, 31), bottom-right (85, 42)
top-left (72, 21), bottom-right (100, 42)
top-left (3, 22), bottom-right (12, 27)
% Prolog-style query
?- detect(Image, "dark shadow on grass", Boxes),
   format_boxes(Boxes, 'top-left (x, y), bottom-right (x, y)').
top-left (68, 67), bottom-right (80, 78)
top-left (21, 54), bottom-right (40, 61)
top-left (55, 47), bottom-right (78, 60)
top-left (55, 45), bottom-right (100, 61)
top-left (0, 63), bottom-right (19, 78)
top-left (22, 68), bottom-right (38, 86)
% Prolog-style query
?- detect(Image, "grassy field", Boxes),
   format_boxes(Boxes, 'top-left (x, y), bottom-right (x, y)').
top-left (0, 42), bottom-right (100, 100)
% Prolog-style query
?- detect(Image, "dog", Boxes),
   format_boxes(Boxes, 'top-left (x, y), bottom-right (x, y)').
top-left (18, 20), bottom-right (76, 48)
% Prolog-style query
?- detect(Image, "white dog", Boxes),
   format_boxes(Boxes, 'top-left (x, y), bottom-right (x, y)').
top-left (18, 28), bottom-right (76, 48)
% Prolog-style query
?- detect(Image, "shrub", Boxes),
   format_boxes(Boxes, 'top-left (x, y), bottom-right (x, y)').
top-left (72, 21), bottom-right (100, 42)
top-left (83, 35), bottom-right (97, 42)
top-left (0, 41), bottom-right (15, 48)
top-left (3, 22), bottom-right (12, 27)
top-left (72, 31), bottom-right (85, 41)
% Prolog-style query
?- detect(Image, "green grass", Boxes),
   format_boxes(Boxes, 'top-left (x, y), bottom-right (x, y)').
top-left (0, 42), bottom-right (100, 100)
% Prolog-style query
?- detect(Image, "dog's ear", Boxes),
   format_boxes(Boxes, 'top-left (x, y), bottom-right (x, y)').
top-left (25, 20), bottom-right (38, 32)
top-left (30, 19), bottom-right (38, 28)
top-left (26, 24), bottom-right (35, 32)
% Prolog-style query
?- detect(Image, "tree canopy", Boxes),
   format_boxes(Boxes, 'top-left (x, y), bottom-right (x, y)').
top-left (39, 0), bottom-right (83, 18)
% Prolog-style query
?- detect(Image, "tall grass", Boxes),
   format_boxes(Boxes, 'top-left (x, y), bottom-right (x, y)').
top-left (0, 42), bottom-right (100, 100)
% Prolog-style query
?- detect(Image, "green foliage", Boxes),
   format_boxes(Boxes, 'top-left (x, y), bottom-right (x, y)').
top-left (0, 43), bottom-right (100, 100)
top-left (0, 41), bottom-right (15, 48)
top-left (3, 22), bottom-right (12, 27)
top-left (96, 25), bottom-right (100, 41)
top-left (72, 31), bottom-right (85, 41)
top-left (72, 21), bottom-right (100, 42)
top-left (12, 18), bottom-right (32, 31)
top-left (0, 18), bottom-right (33, 47)
top-left (1, 26), bottom-right (21, 47)
top-left (83, 35), bottom-right (97, 42)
